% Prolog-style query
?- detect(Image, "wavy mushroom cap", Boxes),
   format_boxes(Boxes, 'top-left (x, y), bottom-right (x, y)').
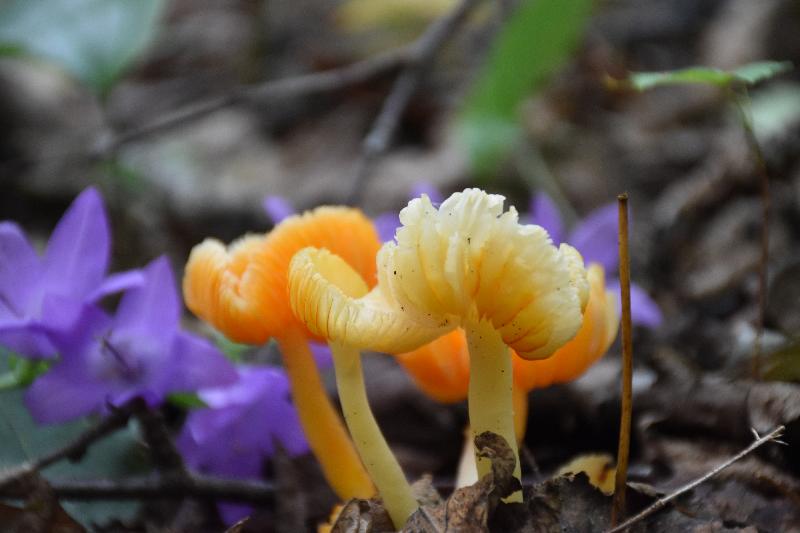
top-left (183, 207), bottom-right (381, 344)
top-left (288, 189), bottom-right (589, 359)
top-left (512, 264), bottom-right (619, 390)
top-left (394, 265), bottom-right (618, 403)
top-left (377, 189), bottom-right (589, 359)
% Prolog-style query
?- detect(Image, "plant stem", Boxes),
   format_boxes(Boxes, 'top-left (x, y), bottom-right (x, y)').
top-left (331, 341), bottom-right (417, 528)
top-left (611, 194), bottom-right (633, 525)
top-left (278, 329), bottom-right (375, 501)
top-left (466, 319), bottom-right (522, 501)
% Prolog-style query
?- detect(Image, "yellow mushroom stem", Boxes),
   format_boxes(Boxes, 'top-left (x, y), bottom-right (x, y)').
top-left (512, 381), bottom-right (529, 445)
top-left (278, 328), bottom-right (375, 500)
top-left (330, 341), bottom-right (418, 528)
top-left (465, 319), bottom-right (522, 502)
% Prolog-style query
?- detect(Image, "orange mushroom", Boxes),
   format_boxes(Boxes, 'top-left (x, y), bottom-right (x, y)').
top-left (183, 207), bottom-right (379, 501)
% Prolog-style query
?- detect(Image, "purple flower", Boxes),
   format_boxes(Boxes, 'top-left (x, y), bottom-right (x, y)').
top-left (178, 365), bottom-right (307, 525)
top-left (526, 192), bottom-right (663, 328)
top-left (373, 180), bottom-right (444, 242)
top-left (262, 195), bottom-right (295, 225)
top-left (0, 188), bottom-right (143, 359)
top-left (24, 257), bottom-right (238, 423)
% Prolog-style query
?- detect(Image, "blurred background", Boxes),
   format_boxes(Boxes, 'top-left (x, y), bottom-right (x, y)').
top-left (1, 0), bottom-right (799, 530)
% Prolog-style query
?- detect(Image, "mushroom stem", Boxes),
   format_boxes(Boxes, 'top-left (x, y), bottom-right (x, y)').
top-left (278, 328), bottom-right (375, 500)
top-left (466, 319), bottom-right (522, 501)
top-left (512, 381), bottom-right (529, 444)
top-left (330, 341), bottom-right (418, 528)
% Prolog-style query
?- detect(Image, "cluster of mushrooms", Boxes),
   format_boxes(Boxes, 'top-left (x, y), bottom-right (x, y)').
top-left (184, 189), bottom-right (619, 529)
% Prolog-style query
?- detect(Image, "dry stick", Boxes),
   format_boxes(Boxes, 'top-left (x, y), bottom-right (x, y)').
top-left (732, 90), bottom-right (770, 380)
top-left (0, 475), bottom-right (275, 504)
top-left (605, 425), bottom-right (786, 533)
top-left (88, 47), bottom-right (412, 158)
top-left (0, 403), bottom-right (134, 490)
top-left (348, 0), bottom-right (482, 204)
top-left (611, 193), bottom-right (633, 526)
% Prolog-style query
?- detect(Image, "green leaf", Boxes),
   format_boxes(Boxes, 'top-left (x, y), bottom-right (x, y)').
top-left (168, 392), bottom-right (209, 409)
top-left (0, 0), bottom-right (165, 93)
top-left (213, 331), bottom-right (252, 363)
top-left (763, 341), bottom-right (800, 383)
top-left (627, 61), bottom-right (793, 91)
top-left (0, 389), bottom-right (149, 527)
top-left (0, 350), bottom-right (51, 391)
top-left (458, 0), bottom-right (593, 178)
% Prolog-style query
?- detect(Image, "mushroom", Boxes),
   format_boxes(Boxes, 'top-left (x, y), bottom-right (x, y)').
top-left (287, 189), bottom-right (589, 502)
top-left (395, 264), bottom-right (619, 484)
top-left (183, 207), bottom-right (379, 501)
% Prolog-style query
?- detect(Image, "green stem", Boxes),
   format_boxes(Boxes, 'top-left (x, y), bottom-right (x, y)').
top-left (466, 319), bottom-right (522, 501)
top-left (331, 342), bottom-right (418, 528)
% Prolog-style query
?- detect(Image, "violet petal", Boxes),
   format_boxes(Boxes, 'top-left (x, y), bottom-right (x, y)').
top-left (606, 279), bottom-right (663, 328)
top-left (166, 332), bottom-right (238, 392)
top-left (114, 257), bottom-right (179, 341)
top-left (0, 322), bottom-right (56, 358)
top-left (372, 212), bottom-right (400, 243)
top-left (568, 202), bottom-right (619, 272)
top-left (41, 188), bottom-right (110, 299)
top-left (87, 269), bottom-right (146, 302)
top-left (526, 193), bottom-right (565, 244)
top-left (309, 341), bottom-right (333, 370)
top-left (25, 372), bottom-right (110, 423)
top-left (411, 181), bottom-right (444, 205)
top-left (262, 195), bottom-right (295, 225)
top-left (0, 222), bottom-right (41, 316)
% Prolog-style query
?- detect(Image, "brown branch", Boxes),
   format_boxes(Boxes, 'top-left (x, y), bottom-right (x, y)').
top-left (605, 425), bottom-right (786, 533)
top-left (0, 475), bottom-right (275, 504)
top-left (348, 0), bottom-right (483, 203)
top-left (0, 402), bottom-right (135, 490)
top-left (90, 47), bottom-right (412, 158)
top-left (131, 403), bottom-right (189, 479)
top-left (611, 193), bottom-right (634, 525)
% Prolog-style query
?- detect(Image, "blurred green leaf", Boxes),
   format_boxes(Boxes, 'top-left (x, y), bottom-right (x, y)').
top-left (0, 0), bottom-right (164, 93)
top-left (763, 340), bottom-right (800, 382)
top-left (627, 61), bottom-right (793, 91)
top-left (0, 350), bottom-right (51, 391)
top-left (459, 0), bottom-right (592, 178)
top-left (0, 389), bottom-right (149, 526)
top-left (168, 392), bottom-right (208, 409)
top-left (213, 331), bottom-right (252, 363)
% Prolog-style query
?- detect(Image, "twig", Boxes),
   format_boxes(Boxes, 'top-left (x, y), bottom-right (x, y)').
top-left (732, 90), bottom-right (770, 380)
top-left (605, 425), bottom-right (786, 533)
top-left (348, 0), bottom-right (482, 203)
top-left (131, 403), bottom-right (189, 479)
top-left (89, 47), bottom-right (412, 158)
top-left (611, 193), bottom-right (634, 525)
top-left (0, 475), bottom-right (275, 504)
top-left (0, 403), bottom-right (134, 490)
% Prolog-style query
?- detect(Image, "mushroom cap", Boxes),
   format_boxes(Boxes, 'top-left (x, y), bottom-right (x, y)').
top-left (183, 207), bottom-right (381, 344)
top-left (378, 189), bottom-right (589, 359)
top-left (394, 264), bottom-right (618, 402)
top-left (287, 189), bottom-right (589, 359)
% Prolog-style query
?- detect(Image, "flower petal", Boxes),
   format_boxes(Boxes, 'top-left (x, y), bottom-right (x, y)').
top-left (87, 269), bottom-right (145, 302)
top-left (606, 279), bottom-right (663, 328)
top-left (568, 202), bottom-right (619, 272)
top-left (262, 195), bottom-right (295, 225)
top-left (410, 182), bottom-right (443, 205)
top-left (165, 332), bottom-right (238, 392)
top-left (115, 257), bottom-right (179, 340)
top-left (42, 187), bottom-right (110, 299)
top-left (0, 222), bottom-right (42, 316)
top-left (372, 212), bottom-right (400, 243)
top-left (25, 372), bottom-right (109, 423)
top-left (526, 193), bottom-right (565, 244)
top-left (0, 321), bottom-right (55, 359)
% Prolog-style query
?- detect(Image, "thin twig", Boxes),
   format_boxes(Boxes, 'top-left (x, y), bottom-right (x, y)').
top-left (605, 425), bottom-right (786, 533)
top-left (732, 90), bottom-right (770, 380)
top-left (611, 193), bottom-right (633, 525)
top-left (131, 403), bottom-right (189, 479)
top-left (348, 0), bottom-right (482, 203)
top-left (0, 403), bottom-right (134, 490)
top-left (0, 475), bottom-right (275, 504)
top-left (89, 47), bottom-right (412, 158)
